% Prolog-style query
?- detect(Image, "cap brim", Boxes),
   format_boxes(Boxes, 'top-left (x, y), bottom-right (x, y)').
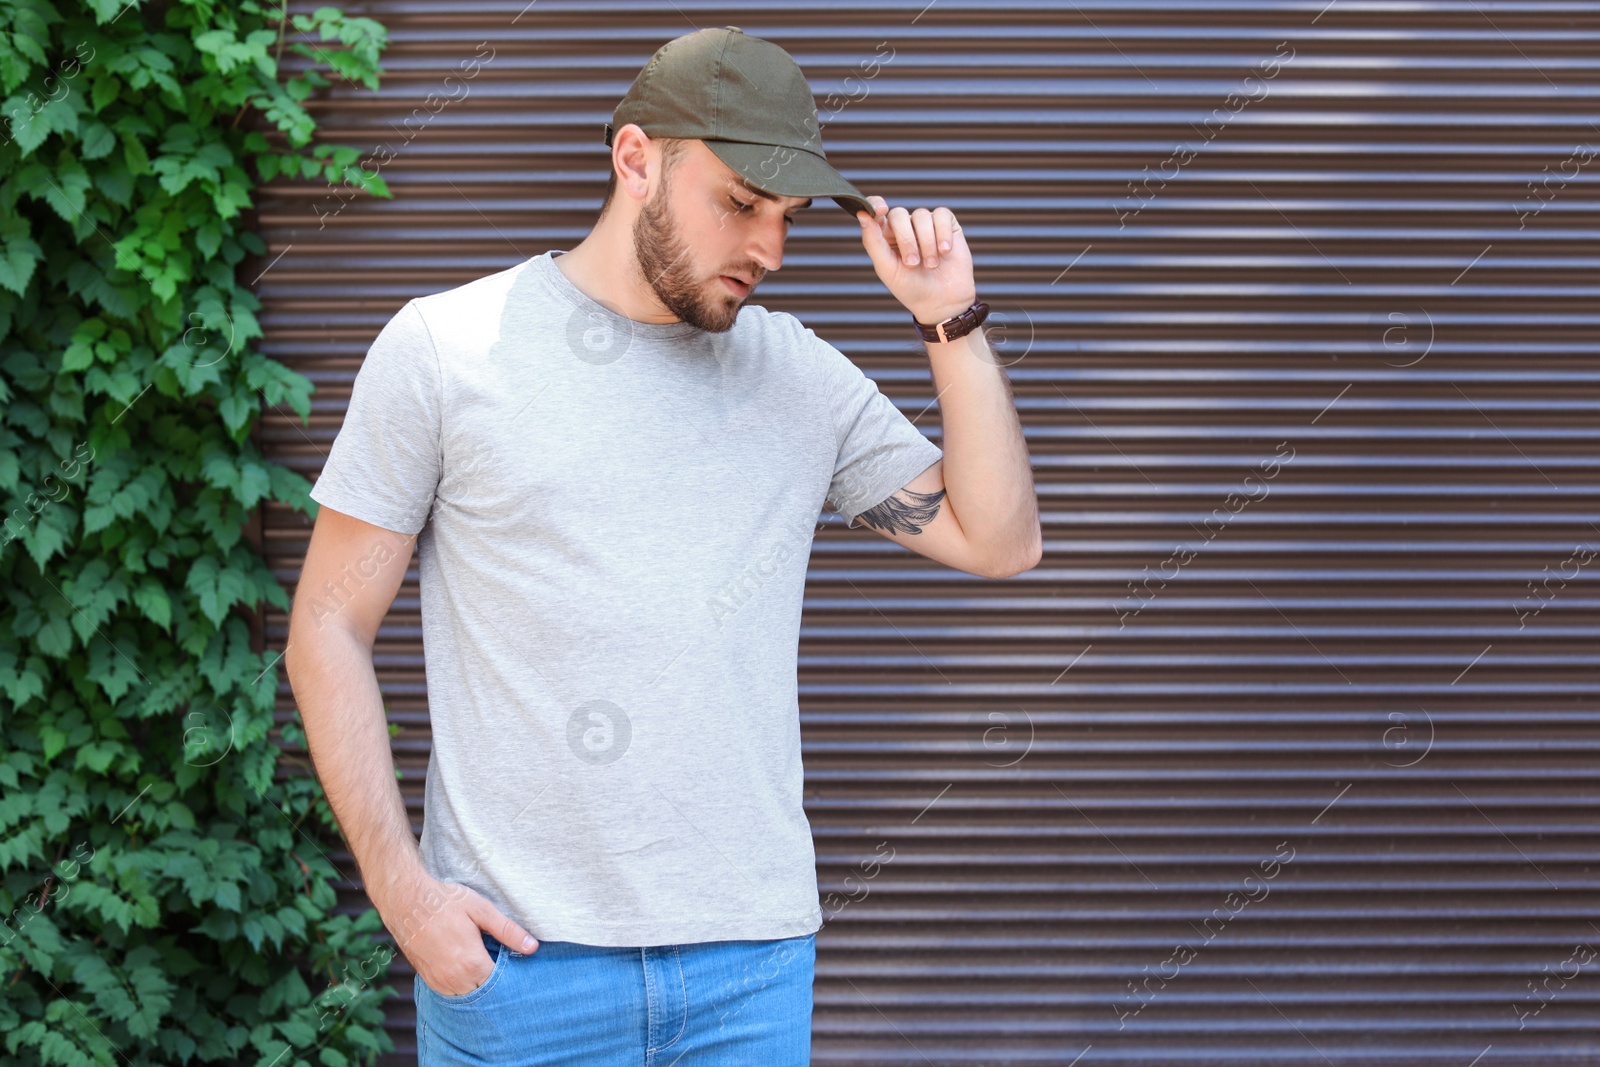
top-left (702, 139), bottom-right (873, 220)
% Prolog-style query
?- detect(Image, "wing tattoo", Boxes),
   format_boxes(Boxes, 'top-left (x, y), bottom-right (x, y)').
top-left (853, 486), bottom-right (947, 535)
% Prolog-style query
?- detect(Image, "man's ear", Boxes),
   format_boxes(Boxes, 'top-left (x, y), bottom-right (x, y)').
top-left (612, 123), bottom-right (654, 203)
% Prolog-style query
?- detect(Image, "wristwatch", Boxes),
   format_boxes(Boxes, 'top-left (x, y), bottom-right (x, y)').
top-left (913, 300), bottom-right (990, 344)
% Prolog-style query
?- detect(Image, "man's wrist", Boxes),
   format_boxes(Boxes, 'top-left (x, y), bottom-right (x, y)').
top-left (367, 854), bottom-right (431, 914)
top-left (912, 297), bottom-right (989, 345)
top-left (912, 297), bottom-right (979, 325)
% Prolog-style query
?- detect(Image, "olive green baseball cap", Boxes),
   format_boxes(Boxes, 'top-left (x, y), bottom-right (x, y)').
top-left (603, 26), bottom-right (873, 219)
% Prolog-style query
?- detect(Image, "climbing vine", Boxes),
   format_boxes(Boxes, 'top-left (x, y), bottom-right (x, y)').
top-left (1, 2), bottom-right (398, 1064)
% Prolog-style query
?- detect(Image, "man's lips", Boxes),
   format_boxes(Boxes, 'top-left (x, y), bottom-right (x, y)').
top-left (720, 275), bottom-right (752, 296)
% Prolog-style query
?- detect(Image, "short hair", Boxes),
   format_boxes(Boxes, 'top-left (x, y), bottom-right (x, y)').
top-left (598, 135), bottom-right (691, 219)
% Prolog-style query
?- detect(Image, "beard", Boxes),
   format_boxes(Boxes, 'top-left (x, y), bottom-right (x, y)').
top-left (632, 171), bottom-right (754, 334)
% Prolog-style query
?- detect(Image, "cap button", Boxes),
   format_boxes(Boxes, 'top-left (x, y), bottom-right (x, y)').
top-left (724, 25), bottom-right (742, 33)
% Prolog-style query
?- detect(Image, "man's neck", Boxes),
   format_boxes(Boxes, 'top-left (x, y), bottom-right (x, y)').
top-left (553, 224), bottom-right (682, 326)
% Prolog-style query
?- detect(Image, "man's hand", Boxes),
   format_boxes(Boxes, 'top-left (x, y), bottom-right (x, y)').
top-left (377, 871), bottom-right (539, 997)
top-left (856, 195), bottom-right (978, 325)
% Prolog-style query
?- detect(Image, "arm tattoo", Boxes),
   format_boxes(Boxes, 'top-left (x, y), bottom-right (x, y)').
top-left (854, 487), bottom-right (946, 535)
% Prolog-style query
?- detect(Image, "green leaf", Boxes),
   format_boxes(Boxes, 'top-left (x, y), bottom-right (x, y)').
top-left (22, 519), bottom-right (68, 571)
top-left (184, 556), bottom-right (258, 626)
top-left (74, 740), bottom-right (122, 773)
top-left (0, 647), bottom-right (46, 706)
top-left (131, 578), bottom-right (171, 628)
top-left (39, 721), bottom-right (68, 760)
top-left (0, 447), bottom-right (21, 492)
top-left (79, 122), bottom-right (116, 160)
top-left (86, 0), bottom-right (129, 22)
top-left (85, 637), bottom-right (141, 702)
top-left (3, 95), bottom-right (78, 157)
top-left (219, 391), bottom-right (258, 437)
top-left (0, 212), bottom-right (42, 295)
top-left (212, 879), bottom-right (242, 912)
top-left (30, 154), bottom-right (92, 222)
top-left (92, 72), bottom-right (121, 114)
top-left (34, 612), bottom-right (74, 658)
top-left (253, 1042), bottom-right (294, 1067)
top-left (194, 221), bottom-right (222, 258)
top-left (62, 559), bottom-right (129, 641)
top-left (237, 461), bottom-right (271, 508)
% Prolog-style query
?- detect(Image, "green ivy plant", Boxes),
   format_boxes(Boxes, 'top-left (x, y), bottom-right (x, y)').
top-left (0, 3), bottom-right (400, 1064)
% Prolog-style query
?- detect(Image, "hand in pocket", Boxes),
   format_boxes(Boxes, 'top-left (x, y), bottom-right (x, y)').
top-left (426, 935), bottom-right (497, 998)
top-left (379, 874), bottom-right (538, 997)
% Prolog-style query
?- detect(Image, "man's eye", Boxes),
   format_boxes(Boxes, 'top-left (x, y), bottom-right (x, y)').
top-left (729, 196), bottom-right (754, 213)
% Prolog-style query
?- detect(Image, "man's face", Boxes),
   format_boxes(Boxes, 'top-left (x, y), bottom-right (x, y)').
top-left (632, 139), bottom-right (812, 333)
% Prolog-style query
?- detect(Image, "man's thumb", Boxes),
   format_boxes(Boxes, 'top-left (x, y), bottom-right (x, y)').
top-left (472, 899), bottom-right (539, 953)
top-left (857, 211), bottom-right (892, 267)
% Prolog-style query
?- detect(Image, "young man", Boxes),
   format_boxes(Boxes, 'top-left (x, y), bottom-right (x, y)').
top-left (286, 26), bottom-right (1039, 1067)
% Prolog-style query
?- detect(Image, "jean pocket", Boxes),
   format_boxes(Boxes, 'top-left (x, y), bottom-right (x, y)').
top-left (416, 933), bottom-right (509, 1006)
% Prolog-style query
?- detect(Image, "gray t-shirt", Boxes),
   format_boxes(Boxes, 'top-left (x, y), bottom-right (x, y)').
top-left (308, 249), bottom-right (943, 946)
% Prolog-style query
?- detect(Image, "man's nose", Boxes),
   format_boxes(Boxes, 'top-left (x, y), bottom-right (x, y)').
top-left (746, 220), bottom-right (786, 275)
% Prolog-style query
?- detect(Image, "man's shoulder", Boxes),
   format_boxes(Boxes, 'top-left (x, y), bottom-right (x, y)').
top-left (410, 258), bottom-right (536, 321)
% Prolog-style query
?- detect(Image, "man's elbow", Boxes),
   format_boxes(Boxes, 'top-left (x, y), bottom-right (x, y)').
top-left (976, 527), bottom-right (1043, 580)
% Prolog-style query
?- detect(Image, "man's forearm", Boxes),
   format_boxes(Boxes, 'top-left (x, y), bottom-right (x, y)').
top-left (286, 627), bottom-right (426, 914)
top-left (923, 325), bottom-right (1041, 574)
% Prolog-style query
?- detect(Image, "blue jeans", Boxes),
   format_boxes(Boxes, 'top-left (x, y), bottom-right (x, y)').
top-left (414, 929), bottom-right (816, 1065)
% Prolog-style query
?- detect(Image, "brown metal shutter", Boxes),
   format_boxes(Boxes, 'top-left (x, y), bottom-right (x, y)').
top-left (254, 4), bottom-right (1600, 1064)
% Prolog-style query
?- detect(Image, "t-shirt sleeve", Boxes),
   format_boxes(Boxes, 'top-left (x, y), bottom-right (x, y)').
top-left (308, 299), bottom-right (443, 536)
top-left (807, 322), bottom-right (944, 529)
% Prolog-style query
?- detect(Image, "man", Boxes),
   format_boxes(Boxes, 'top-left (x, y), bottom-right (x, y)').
top-left (285, 25), bottom-right (1039, 1066)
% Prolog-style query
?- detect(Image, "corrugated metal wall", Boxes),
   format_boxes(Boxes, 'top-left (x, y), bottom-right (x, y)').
top-left (253, 3), bottom-right (1600, 1064)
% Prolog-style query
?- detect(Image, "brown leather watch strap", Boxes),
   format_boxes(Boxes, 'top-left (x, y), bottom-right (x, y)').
top-left (913, 300), bottom-right (990, 343)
